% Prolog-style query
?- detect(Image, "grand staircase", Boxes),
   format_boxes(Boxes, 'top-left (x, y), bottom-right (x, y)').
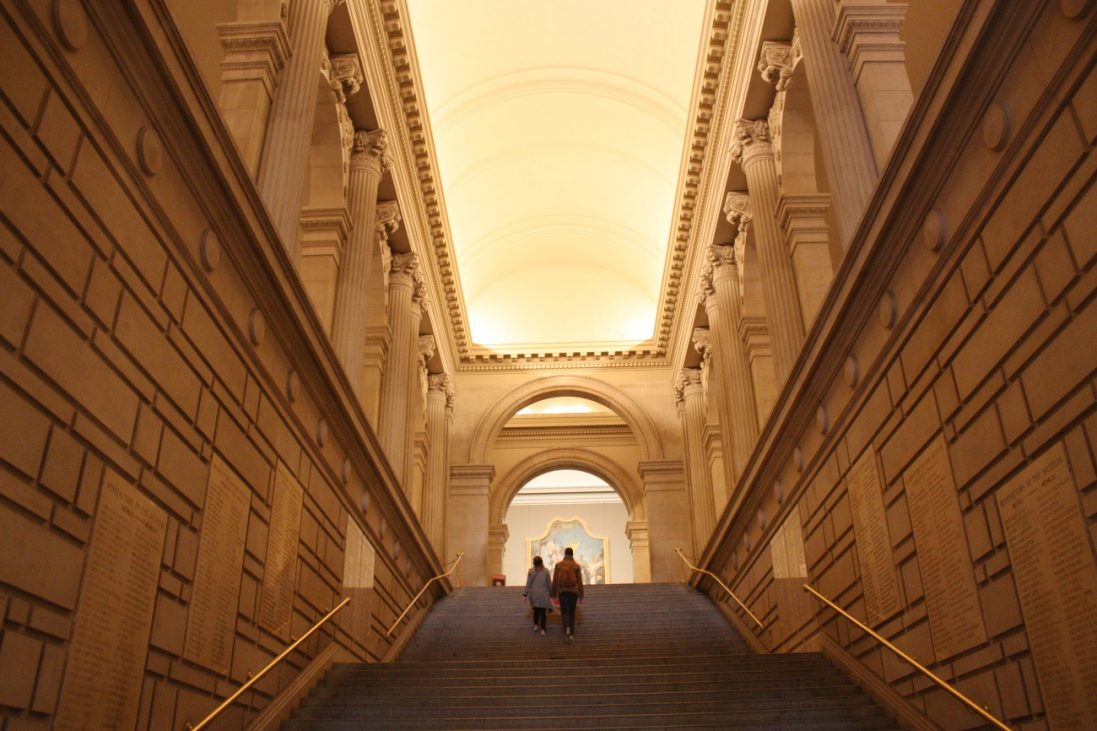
top-left (285, 583), bottom-right (901, 730)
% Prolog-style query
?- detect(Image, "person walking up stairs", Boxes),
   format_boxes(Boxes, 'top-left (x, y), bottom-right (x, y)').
top-left (285, 583), bottom-right (903, 729)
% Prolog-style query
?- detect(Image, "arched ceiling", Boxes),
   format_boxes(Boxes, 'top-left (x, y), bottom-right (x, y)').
top-left (405, 0), bottom-right (708, 349)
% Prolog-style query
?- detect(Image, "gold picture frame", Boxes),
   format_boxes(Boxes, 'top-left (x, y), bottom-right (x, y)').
top-left (526, 516), bottom-right (609, 585)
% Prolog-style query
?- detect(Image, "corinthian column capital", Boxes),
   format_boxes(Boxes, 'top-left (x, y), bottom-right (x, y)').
top-left (708, 241), bottom-right (737, 274)
top-left (329, 53), bottom-right (363, 99)
top-left (352, 128), bottom-right (389, 175)
top-left (673, 367), bottom-right (704, 405)
top-left (757, 40), bottom-right (800, 90)
top-left (723, 192), bottom-right (752, 233)
top-left (417, 335), bottom-right (436, 370)
top-left (428, 373), bottom-right (456, 409)
top-left (376, 200), bottom-right (402, 242)
top-left (692, 327), bottom-right (712, 360)
top-left (729, 119), bottom-right (773, 167)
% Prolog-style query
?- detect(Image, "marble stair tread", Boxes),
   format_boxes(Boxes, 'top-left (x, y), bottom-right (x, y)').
top-left (287, 583), bottom-right (902, 730)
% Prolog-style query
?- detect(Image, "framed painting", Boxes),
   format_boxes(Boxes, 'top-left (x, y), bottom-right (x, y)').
top-left (526, 517), bottom-right (608, 585)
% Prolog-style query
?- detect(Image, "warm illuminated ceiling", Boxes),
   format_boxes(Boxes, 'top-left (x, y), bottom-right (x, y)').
top-left (405, 0), bottom-right (708, 350)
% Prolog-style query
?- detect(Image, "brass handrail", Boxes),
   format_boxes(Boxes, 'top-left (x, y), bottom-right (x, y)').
top-left (803, 583), bottom-right (1011, 730)
top-left (186, 597), bottom-right (350, 731)
top-left (386, 552), bottom-right (464, 638)
top-left (674, 547), bottom-right (763, 629)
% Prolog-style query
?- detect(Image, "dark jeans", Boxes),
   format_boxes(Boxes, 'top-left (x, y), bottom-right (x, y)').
top-left (558, 592), bottom-right (579, 633)
top-left (533, 607), bottom-right (547, 630)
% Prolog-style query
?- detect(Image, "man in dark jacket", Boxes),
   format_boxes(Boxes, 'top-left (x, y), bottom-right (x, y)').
top-left (551, 547), bottom-right (584, 641)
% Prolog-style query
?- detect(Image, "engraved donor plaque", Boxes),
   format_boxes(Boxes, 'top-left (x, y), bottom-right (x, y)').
top-left (905, 436), bottom-right (986, 659)
top-left (260, 463), bottom-right (303, 638)
top-left (770, 512), bottom-right (807, 579)
top-left (55, 470), bottom-right (166, 730)
top-left (184, 455), bottom-right (251, 673)
top-left (343, 520), bottom-right (376, 642)
top-left (769, 512), bottom-right (811, 640)
top-left (998, 443), bottom-right (1097, 730)
top-left (847, 448), bottom-right (902, 623)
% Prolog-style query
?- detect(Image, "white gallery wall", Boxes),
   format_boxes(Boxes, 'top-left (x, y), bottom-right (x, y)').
top-left (502, 500), bottom-right (632, 586)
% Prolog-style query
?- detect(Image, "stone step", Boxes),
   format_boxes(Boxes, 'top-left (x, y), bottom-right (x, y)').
top-left (287, 701), bottom-right (896, 729)
top-left (290, 583), bottom-right (898, 731)
top-left (304, 683), bottom-right (869, 706)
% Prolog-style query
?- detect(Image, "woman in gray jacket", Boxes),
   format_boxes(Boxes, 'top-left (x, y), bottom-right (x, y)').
top-left (523, 556), bottom-right (552, 636)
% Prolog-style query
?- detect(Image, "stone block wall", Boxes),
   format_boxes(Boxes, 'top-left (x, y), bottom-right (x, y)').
top-left (704, 3), bottom-right (1096, 730)
top-left (0, 1), bottom-right (437, 729)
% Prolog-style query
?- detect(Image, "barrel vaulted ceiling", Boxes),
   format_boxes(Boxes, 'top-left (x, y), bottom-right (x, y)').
top-left (404, 0), bottom-right (708, 352)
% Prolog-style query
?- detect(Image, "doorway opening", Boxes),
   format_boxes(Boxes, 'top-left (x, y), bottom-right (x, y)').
top-left (503, 468), bottom-right (631, 584)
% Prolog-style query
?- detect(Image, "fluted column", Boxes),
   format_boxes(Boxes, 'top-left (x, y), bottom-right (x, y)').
top-left (424, 374), bottom-right (454, 554)
top-left (361, 202), bottom-right (400, 428)
top-left (730, 121), bottom-right (805, 384)
top-left (706, 219), bottom-right (763, 484)
top-left (330, 130), bottom-right (388, 393)
top-left (833, 1), bottom-right (914, 169)
top-left (693, 328), bottom-right (729, 513)
top-left (254, 0), bottom-right (340, 252)
top-left (790, 0), bottom-right (878, 248)
top-left (675, 368), bottom-right (714, 555)
top-left (378, 253), bottom-right (424, 484)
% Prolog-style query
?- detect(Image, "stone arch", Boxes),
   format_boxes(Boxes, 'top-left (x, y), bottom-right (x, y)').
top-left (469, 375), bottom-right (664, 463)
top-left (489, 448), bottom-right (646, 527)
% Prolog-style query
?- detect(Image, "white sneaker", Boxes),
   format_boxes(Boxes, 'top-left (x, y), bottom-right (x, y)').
top-left (532, 625), bottom-right (539, 632)
top-left (540, 629), bottom-right (546, 636)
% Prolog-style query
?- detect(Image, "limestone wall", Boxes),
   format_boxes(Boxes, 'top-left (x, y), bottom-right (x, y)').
top-left (0, 1), bottom-right (438, 728)
top-left (702, 4), bottom-right (1097, 729)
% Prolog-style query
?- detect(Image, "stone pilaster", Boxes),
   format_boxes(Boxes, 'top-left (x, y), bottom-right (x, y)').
top-left (447, 464), bottom-right (495, 586)
top-left (730, 121), bottom-right (805, 384)
top-left (296, 207), bottom-right (349, 333)
top-left (637, 460), bottom-right (689, 582)
top-left (216, 19), bottom-right (289, 175)
top-left (254, 0), bottom-right (339, 252)
top-left (777, 193), bottom-right (834, 330)
top-left (486, 523), bottom-right (510, 582)
top-left (692, 327), bottom-right (712, 399)
top-left (378, 252), bottom-right (424, 485)
top-left (424, 374), bottom-right (454, 555)
top-left (675, 368), bottom-right (714, 556)
top-left (740, 316), bottom-right (778, 427)
top-left (330, 130), bottom-right (388, 393)
top-left (790, 0), bottom-right (879, 248)
top-left (408, 334), bottom-right (436, 486)
top-left (833, 1), bottom-right (914, 169)
top-left (625, 521), bottom-right (652, 584)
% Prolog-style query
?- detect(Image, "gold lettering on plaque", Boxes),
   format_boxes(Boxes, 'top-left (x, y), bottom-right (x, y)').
top-left (55, 470), bottom-right (166, 731)
top-left (184, 455), bottom-right (251, 673)
top-left (343, 520), bottom-right (376, 643)
top-left (905, 436), bottom-right (986, 659)
top-left (260, 463), bottom-right (303, 638)
top-left (847, 448), bottom-right (902, 623)
top-left (998, 442), bottom-right (1097, 730)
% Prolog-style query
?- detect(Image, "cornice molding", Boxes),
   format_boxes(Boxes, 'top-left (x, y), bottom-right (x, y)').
top-left (653, 0), bottom-right (741, 357)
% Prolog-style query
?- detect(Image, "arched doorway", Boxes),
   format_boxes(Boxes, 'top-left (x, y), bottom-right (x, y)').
top-left (503, 468), bottom-right (633, 585)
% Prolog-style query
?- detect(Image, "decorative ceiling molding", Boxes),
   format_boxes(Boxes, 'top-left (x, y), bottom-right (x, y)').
top-left (654, 0), bottom-right (742, 355)
top-left (360, 0), bottom-right (744, 370)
